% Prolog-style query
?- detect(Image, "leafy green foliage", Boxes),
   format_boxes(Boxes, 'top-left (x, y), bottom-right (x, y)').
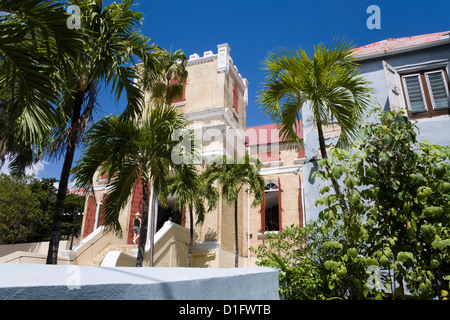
top-left (0, 0), bottom-right (85, 173)
top-left (0, 173), bottom-right (83, 244)
top-left (251, 223), bottom-right (335, 300)
top-left (258, 40), bottom-right (372, 151)
top-left (314, 108), bottom-right (450, 300)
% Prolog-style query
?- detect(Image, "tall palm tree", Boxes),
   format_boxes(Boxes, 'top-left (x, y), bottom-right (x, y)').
top-left (258, 40), bottom-right (372, 156)
top-left (0, 0), bottom-right (84, 173)
top-left (258, 40), bottom-right (372, 214)
top-left (160, 163), bottom-right (218, 267)
top-left (203, 155), bottom-right (264, 267)
top-left (43, 0), bottom-right (160, 265)
top-left (142, 46), bottom-right (188, 263)
top-left (72, 104), bottom-right (186, 267)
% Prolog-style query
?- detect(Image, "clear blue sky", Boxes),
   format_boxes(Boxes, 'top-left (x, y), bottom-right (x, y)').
top-left (24, 0), bottom-right (450, 182)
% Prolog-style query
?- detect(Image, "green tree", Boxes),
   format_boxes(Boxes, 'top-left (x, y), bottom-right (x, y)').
top-left (60, 193), bottom-right (85, 245)
top-left (0, 174), bottom-right (58, 243)
top-left (72, 104), bottom-right (186, 267)
top-left (251, 222), bottom-right (334, 300)
top-left (258, 40), bottom-right (372, 214)
top-left (258, 40), bottom-right (372, 153)
top-left (0, 173), bottom-right (86, 244)
top-left (149, 47), bottom-right (188, 105)
top-left (315, 108), bottom-right (450, 300)
top-left (0, 0), bottom-right (84, 173)
top-left (202, 155), bottom-right (264, 267)
top-left (0, 174), bottom-right (42, 244)
top-left (43, 0), bottom-right (160, 265)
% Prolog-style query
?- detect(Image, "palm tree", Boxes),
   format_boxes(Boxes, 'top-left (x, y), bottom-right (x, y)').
top-left (258, 40), bottom-right (372, 214)
top-left (0, 0), bottom-right (84, 173)
top-left (72, 104), bottom-right (186, 267)
top-left (258, 40), bottom-right (372, 157)
top-left (149, 47), bottom-right (188, 105)
top-left (141, 46), bottom-right (188, 263)
top-left (160, 164), bottom-right (218, 267)
top-left (203, 155), bottom-right (264, 267)
top-left (43, 0), bottom-right (160, 264)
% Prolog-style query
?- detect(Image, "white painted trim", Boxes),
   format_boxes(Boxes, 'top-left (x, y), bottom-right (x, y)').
top-left (172, 101), bottom-right (186, 108)
top-left (294, 157), bottom-right (307, 165)
top-left (260, 164), bottom-right (302, 176)
top-left (262, 161), bottom-right (283, 167)
top-left (187, 54), bottom-right (217, 66)
top-left (396, 59), bottom-right (449, 74)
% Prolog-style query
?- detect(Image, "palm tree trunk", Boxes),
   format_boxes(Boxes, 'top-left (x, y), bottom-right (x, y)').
top-left (316, 120), bottom-right (328, 161)
top-left (46, 141), bottom-right (77, 264)
top-left (187, 204), bottom-right (193, 267)
top-left (316, 120), bottom-right (350, 217)
top-left (234, 197), bottom-right (239, 268)
top-left (147, 186), bottom-right (159, 267)
top-left (46, 90), bottom-right (83, 265)
top-left (136, 179), bottom-right (150, 267)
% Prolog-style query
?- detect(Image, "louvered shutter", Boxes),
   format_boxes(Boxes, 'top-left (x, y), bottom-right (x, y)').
top-left (383, 61), bottom-right (407, 113)
top-left (426, 71), bottom-right (449, 110)
top-left (403, 74), bottom-right (427, 113)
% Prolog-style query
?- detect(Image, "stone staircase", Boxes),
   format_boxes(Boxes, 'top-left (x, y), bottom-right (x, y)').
top-left (86, 244), bottom-right (138, 266)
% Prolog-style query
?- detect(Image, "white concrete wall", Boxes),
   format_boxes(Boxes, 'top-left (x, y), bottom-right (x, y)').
top-left (0, 240), bottom-right (72, 258)
top-left (0, 264), bottom-right (279, 300)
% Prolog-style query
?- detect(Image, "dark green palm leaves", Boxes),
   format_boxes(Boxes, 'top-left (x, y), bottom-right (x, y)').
top-left (259, 40), bottom-right (372, 151)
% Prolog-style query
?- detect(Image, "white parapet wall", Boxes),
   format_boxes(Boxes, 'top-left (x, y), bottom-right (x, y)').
top-left (0, 264), bottom-right (279, 300)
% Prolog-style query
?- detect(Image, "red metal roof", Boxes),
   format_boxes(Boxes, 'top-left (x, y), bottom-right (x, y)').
top-left (246, 121), bottom-right (303, 146)
top-left (354, 31), bottom-right (450, 56)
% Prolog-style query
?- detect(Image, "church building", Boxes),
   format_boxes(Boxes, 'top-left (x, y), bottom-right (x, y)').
top-left (80, 43), bottom-right (306, 267)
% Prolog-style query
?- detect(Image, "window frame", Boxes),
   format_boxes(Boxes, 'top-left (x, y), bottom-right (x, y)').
top-left (400, 68), bottom-right (450, 119)
top-left (260, 179), bottom-right (282, 233)
top-left (424, 70), bottom-right (450, 111)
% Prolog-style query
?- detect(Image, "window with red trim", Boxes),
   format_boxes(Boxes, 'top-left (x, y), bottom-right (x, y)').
top-left (169, 78), bottom-right (186, 104)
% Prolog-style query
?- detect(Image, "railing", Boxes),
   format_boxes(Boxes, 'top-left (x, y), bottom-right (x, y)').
top-left (101, 222), bottom-right (191, 267)
top-left (62, 226), bottom-right (126, 265)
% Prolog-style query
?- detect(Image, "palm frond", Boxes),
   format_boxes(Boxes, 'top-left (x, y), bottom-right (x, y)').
top-left (258, 39), bottom-right (373, 151)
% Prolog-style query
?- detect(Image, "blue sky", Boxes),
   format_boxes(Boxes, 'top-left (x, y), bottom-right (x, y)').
top-left (5, 0), bottom-right (449, 183)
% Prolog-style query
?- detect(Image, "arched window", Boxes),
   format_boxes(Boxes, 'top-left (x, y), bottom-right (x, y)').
top-left (261, 179), bottom-right (282, 232)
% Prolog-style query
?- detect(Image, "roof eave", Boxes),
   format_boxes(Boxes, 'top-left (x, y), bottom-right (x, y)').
top-left (354, 37), bottom-right (450, 61)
